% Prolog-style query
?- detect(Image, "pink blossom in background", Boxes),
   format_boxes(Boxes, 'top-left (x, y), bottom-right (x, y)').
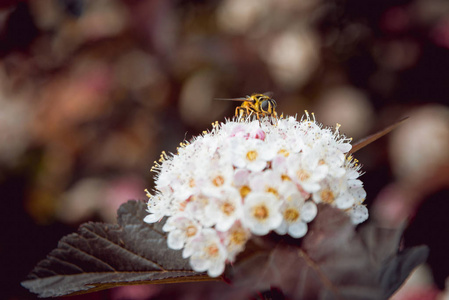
top-left (111, 285), bottom-right (162, 300)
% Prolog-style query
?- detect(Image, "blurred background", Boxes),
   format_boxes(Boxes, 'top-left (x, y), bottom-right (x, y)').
top-left (1, 0), bottom-right (448, 299)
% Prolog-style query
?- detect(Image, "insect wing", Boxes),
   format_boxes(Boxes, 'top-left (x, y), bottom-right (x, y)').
top-left (262, 91), bottom-right (274, 98)
top-left (214, 97), bottom-right (252, 102)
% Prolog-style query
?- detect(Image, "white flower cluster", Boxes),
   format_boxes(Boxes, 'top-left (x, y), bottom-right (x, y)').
top-left (144, 114), bottom-right (368, 277)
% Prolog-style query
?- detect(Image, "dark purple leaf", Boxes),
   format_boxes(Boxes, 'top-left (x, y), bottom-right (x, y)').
top-left (22, 201), bottom-right (427, 299)
top-left (21, 200), bottom-right (214, 298)
top-left (227, 204), bottom-right (428, 300)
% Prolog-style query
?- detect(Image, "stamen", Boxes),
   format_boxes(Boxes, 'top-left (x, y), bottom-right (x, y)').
top-left (239, 185), bottom-right (251, 198)
top-left (221, 202), bottom-right (235, 216)
top-left (186, 225), bottom-right (197, 237)
top-left (320, 189), bottom-right (335, 204)
top-left (246, 150), bottom-right (258, 161)
top-left (253, 205), bottom-right (269, 220)
top-left (284, 208), bottom-right (300, 222)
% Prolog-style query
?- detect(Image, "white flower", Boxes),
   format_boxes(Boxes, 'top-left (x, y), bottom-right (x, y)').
top-left (144, 192), bottom-right (172, 223)
top-left (162, 213), bottom-right (201, 250)
top-left (183, 229), bottom-right (227, 277)
top-left (242, 192), bottom-right (283, 235)
top-left (220, 222), bottom-right (251, 261)
top-left (271, 118), bottom-right (306, 154)
top-left (144, 113), bottom-right (369, 277)
top-left (205, 188), bottom-right (243, 232)
top-left (249, 170), bottom-right (282, 198)
top-left (276, 191), bottom-right (317, 238)
top-left (184, 194), bottom-right (215, 227)
top-left (199, 161), bottom-right (235, 197)
top-left (287, 151), bottom-right (328, 193)
top-left (233, 168), bottom-right (253, 199)
top-left (313, 178), bottom-right (355, 209)
top-left (231, 138), bottom-right (275, 172)
top-left (310, 138), bottom-right (346, 178)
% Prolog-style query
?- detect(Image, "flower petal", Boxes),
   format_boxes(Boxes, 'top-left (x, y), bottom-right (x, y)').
top-left (301, 201), bottom-right (317, 222)
top-left (288, 221), bottom-right (308, 238)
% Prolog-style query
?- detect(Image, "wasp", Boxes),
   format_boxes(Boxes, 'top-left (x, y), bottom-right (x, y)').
top-left (216, 93), bottom-right (278, 119)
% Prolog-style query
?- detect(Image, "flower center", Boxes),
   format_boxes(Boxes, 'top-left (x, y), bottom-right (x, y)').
top-left (283, 208), bottom-right (300, 222)
top-left (212, 175), bottom-right (225, 187)
top-left (186, 225), bottom-right (197, 237)
top-left (230, 229), bottom-right (247, 246)
top-left (253, 204), bottom-right (269, 220)
top-left (266, 187), bottom-right (279, 197)
top-left (278, 149), bottom-right (290, 157)
top-left (296, 169), bottom-right (310, 181)
top-left (189, 178), bottom-right (196, 188)
top-left (207, 244), bottom-right (219, 257)
top-left (221, 201), bottom-right (235, 216)
top-left (239, 185), bottom-right (251, 198)
top-left (246, 150), bottom-right (258, 161)
top-left (281, 174), bottom-right (291, 181)
top-left (179, 200), bottom-right (188, 211)
top-left (191, 195), bottom-right (209, 207)
top-left (320, 189), bottom-right (335, 204)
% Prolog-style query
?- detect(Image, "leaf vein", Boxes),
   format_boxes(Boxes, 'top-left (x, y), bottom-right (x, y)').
top-left (47, 253), bottom-right (85, 273)
top-left (60, 240), bottom-right (117, 272)
top-left (82, 226), bottom-right (167, 271)
top-left (298, 249), bottom-right (342, 299)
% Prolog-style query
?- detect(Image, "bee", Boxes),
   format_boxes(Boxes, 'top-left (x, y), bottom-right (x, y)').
top-left (216, 93), bottom-right (278, 119)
